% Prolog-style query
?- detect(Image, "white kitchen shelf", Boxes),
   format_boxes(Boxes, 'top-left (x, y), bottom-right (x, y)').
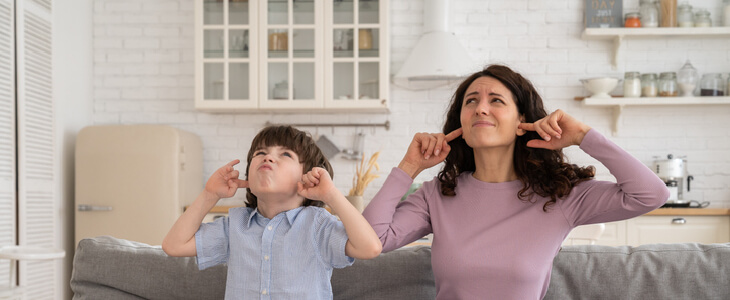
top-left (581, 27), bottom-right (730, 69)
top-left (582, 96), bottom-right (730, 135)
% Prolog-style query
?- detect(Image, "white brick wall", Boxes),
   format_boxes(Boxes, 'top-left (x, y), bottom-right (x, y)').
top-left (94, 0), bottom-right (730, 208)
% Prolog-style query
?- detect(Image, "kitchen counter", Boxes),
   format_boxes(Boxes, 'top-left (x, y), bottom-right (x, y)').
top-left (645, 208), bottom-right (730, 216)
top-left (203, 207), bottom-right (730, 216)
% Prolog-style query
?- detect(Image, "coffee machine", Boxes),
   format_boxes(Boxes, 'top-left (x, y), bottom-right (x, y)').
top-left (652, 154), bottom-right (694, 207)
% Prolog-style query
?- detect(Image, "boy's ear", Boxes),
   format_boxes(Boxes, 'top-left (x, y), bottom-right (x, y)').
top-left (516, 115), bottom-right (527, 136)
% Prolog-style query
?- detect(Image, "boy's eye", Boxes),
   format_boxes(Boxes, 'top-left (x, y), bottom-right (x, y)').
top-left (282, 152), bottom-right (292, 158)
top-left (254, 151), bottom-right (265, 156)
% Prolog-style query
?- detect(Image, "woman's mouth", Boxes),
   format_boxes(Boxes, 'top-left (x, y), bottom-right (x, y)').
top-left (472, 121), bottom-right (495, 128)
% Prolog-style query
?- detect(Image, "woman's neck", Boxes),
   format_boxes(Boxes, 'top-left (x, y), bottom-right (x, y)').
top-left (472, 146), bottom-right (518, 183)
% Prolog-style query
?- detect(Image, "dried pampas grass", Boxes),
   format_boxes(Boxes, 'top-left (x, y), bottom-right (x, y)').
top-left (348, 151), bottom-right (380, 196)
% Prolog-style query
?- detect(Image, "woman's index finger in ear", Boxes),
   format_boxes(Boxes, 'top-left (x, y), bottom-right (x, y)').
top-left (445, 128), bottom-right (463, 142)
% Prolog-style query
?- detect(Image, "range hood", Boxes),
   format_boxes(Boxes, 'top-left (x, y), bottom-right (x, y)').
top-left (393, 0), bottom-right (475, 90)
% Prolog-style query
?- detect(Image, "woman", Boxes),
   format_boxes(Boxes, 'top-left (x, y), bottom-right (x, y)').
top-left (362, 64), bottom-right (669, 299)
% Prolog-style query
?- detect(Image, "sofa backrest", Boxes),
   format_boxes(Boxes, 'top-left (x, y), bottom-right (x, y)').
top-left (71, 236), bottom-right (436, 300)
top-left (545, 243), bottom-right (730, 300)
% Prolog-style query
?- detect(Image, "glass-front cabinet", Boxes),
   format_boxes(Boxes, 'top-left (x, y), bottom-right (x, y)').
top-left (195, 0), bottom-right (389, 112)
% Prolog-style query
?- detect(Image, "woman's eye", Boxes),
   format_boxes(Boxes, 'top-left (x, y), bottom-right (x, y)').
top-left (465, 98), bottom-right (476, 104)
top-left (492, 98), bottom-right (504, 104)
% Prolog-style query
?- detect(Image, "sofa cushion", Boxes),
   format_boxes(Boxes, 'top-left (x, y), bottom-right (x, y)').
top-left (71, 236), bottom-right (227, 299)
top-left (545, 243), bottom-right (730, 300)
top-left (332, 245), bottom-right (435, 299)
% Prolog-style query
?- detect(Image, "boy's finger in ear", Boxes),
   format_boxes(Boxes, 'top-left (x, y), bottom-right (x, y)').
top-left (236, 179), bottom-right (249, 188)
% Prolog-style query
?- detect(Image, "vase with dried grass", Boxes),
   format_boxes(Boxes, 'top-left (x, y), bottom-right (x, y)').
top-left (346, 151), bottom-right (380, 212)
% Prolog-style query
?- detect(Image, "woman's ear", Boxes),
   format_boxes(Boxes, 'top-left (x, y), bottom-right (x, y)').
top-left (516, 115), bottom-right (526, 136)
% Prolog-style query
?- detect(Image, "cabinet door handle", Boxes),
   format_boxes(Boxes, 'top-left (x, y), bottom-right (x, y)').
top-left (671, 217), bottom-right (686, 224)
top-left (77, 204), bottom-right (113, 211)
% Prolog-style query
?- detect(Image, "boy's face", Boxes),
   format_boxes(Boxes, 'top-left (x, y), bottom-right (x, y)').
top-left (248, 145), bottom-right (304, 202)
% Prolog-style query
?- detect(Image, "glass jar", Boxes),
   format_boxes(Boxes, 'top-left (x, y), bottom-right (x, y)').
top-left (699, 73), bottom-right (725, 96)
top-left (677, 2), bottom-right (694, 27)
top-left (268, 30), bottom-right (287, 51)
top-left (641, 73), bottom-right (658, 97)
top-left (625, 12), bottom-right (642, 27)
top-left (694, 9), bottom-right (711, 27)
top-left (660, 0), bottom-right (677, 27)
top-left (624, 72), bottom-right (642, 97)
top-left (658, 72), bottom-right (678, 97)
top-left (640, 0), bottom-right (659, 27)
top-left (724, 0), bottom-right (730, 26)
top-left (677, 60), bottom-right (699, 97)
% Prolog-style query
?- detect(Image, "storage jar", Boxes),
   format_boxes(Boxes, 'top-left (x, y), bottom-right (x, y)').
top-left (625, 12), bottom-right (642, 27)
top-left (640, 0), bottom-right (660, 27)
top-left (677, 60), bottom-right (699, 97)
top-left (658, 72), bottom-right (678, 97)
top-left (699, 73), bottom-right (725, 96)
top-left (624, 72), bottom-right (642, 97)
top-left (677, 2), bottom-right (694, 27)
top-left (641, 73), bottom-right (658, 97)
top-left (694, 9), bottom-right (711, 27)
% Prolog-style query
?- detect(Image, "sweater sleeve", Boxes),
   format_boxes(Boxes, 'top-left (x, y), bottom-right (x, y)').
top-left (559, 129), bottom-right (670, 227)
top-left (362, 167), bottom-right (433, 252)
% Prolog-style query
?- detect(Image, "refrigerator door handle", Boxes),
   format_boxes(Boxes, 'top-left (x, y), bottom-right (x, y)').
top-left (77, 204), bottom-right (113, 212)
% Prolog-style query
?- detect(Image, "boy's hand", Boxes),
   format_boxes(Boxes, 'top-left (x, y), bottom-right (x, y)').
top-left (204, 160), bottom-right (249, 200)
top-left (297, 167), bottom-right (337, 204)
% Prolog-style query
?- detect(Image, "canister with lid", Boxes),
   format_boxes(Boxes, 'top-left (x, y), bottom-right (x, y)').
top-left (658, 72), bottom-right (678, 97)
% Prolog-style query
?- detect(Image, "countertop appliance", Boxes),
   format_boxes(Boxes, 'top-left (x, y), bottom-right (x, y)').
top-left (652, 154), bottom-right (695, 207)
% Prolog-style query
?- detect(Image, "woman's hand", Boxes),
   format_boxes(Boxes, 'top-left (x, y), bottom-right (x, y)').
top-left (518, 109), bottom-right (591, 150)
top-left (297, 167), bottom-right (337, 204)
top-left (204, 160), bottom-right (249, 200)
top-left (398, 128), bottom-right (463, 179)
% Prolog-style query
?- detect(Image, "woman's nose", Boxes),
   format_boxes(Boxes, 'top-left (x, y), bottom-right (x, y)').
top-left (476, 102), bottom-right (489, 116)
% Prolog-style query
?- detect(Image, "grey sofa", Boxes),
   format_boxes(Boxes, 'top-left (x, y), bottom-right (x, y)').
top-left (71, 236), bottom-right (730, 299)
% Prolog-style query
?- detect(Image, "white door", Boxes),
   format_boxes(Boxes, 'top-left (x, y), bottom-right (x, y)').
top-left (0, 0), bottom-right (16, 287)
top-left (16, 0), bottom-right (59, 298)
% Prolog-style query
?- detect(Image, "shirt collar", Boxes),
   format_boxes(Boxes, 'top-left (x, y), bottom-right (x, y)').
top-left (246, 206), bottom-right (305, 227)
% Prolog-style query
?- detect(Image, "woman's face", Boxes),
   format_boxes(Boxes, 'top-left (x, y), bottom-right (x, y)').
top-left (459, 76), bottom-right (524, 150)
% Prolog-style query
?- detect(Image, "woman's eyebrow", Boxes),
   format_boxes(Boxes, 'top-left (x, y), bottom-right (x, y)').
top-left (465, 91), bottom-right (479, 98)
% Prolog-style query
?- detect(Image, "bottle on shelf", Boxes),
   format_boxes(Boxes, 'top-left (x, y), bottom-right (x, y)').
top-left (624, 72), bottom-right (642, 97)
top-left (677, 60), bottom-right (699, 97)
top-left (640, 0), bottom-right (660, 27)
top-left (699, 73), bottom-right (725, 96)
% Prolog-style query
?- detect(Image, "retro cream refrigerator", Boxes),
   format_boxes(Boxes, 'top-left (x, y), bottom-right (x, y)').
top-left (75, 125), bottom-right (203, 245)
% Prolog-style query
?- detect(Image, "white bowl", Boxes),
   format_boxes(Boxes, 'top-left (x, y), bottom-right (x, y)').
top-left (580, 77), bottom-right (619, 99)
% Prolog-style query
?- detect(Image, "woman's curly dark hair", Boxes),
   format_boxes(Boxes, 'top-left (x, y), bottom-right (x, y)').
top-left (439, 64), bottom-right (595, 211)
top-left (244, 125), bottom-right (333, 209)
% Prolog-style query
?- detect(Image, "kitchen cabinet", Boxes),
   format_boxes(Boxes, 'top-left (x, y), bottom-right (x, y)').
top-left (594, 209), bottom-right (730, 246)
top-left (581, 27), bottom-right (730, 69)
top-left (194, 0), bottom-right (389, 112)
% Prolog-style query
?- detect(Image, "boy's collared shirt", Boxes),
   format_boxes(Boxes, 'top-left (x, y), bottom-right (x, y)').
top-left (195, 206), bottom-right (354, 299)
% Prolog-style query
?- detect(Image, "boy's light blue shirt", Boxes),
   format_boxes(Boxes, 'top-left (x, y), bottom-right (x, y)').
top-left (195, 205), bottom-right (354, 299)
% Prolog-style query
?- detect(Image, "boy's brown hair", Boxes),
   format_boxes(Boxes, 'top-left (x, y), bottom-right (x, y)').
top-left (244, 125), bottom-right (333, 208)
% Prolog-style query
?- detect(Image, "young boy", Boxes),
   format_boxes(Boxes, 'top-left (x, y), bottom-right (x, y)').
top-left (162, 125), bottom-right (382, 299)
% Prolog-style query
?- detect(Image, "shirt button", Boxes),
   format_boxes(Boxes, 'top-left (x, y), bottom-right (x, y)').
top-left (267, 226), bottom-right (272, 231)
top-left (264, 255), bottom-right (269, 260)
top-left (262, 289), bottom-right (267, 295)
